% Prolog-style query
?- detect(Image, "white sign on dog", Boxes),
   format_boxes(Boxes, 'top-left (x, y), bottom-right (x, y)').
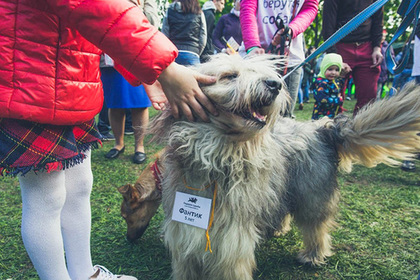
top-left (172, 191), bottom-right (212, 230)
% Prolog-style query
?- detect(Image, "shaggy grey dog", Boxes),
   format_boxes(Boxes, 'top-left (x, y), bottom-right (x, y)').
top-left (150, 54), bottom-right (420, 280)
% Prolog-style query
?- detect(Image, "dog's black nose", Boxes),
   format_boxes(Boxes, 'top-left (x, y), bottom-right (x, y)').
top-left (265, 79), bottom-right (282, 94)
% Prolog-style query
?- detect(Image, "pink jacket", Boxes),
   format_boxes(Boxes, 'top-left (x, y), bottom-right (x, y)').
top-left (240, 0), bottom-right (318, 64)
top-left (0, 0), bottom-right (178, 125)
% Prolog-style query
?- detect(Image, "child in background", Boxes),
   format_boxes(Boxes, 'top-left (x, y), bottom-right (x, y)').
top-left (312, 53), bottom-right (345, 120)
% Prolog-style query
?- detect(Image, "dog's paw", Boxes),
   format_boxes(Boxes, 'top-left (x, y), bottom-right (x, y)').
top-left (297, 249), bottom-right (333, 266)
top-left (273, 224), bottom-right (291, 237)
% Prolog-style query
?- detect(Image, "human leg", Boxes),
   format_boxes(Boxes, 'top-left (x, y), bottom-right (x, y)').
top-left (19, 170), bottom-right (71, 280)
top-left (61, 152), bottom-right (94, 279)
top-left (131, 107), bottom-right (149, 164)
top-left (106, 108), bottom-right (126, 159)
top-left (97, 101), bottom-right (110, 135)
top-left (352, 65), bottom-right (380, 114)
top-left (303, 77), bottom-right (310, 102)
top-left (284, 67), bottom-right (303, 117)
top-left (337, 42), bottom-right (380, 115)
top-left (297, 71), bottom-right (304, 108)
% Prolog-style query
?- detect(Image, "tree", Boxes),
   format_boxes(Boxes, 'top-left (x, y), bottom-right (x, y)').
top-left (303, 0), bottom-right (411, 50)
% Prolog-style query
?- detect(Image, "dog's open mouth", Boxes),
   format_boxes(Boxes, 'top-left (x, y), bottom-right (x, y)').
top-left (236, 107), bottom-right (268, 125)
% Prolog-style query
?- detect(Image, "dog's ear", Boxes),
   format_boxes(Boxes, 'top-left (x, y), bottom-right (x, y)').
top-left (118, 184), bottom-right (141, 203)
top-left (133, 182), bottom-right (162, 202)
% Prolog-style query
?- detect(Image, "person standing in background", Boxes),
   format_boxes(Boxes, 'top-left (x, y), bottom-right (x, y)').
top-left (377, 30), bottom-right (393, 98)
top-left (240, 0), bottom-right (319, 117)
top-left (302, 46), bottom-right (316, 103)
top-left (102, 0), bottom-right (161, 165)
top-left (213, 0), bottom-right (242, 54)
top-left (401, 20), bottom-right (420, 172)
top-left (322, 0), bottom-right (384, 115)
top-left (201, 0), bottom-right (226, 62)
top-left (162, 0), bottom-right (207, 66)
top-left (97, 0), bottom-right (160, 142)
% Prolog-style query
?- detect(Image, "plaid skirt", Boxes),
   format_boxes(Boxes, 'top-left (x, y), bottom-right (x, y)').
top-left (0, 118), bottom-right (102, 177)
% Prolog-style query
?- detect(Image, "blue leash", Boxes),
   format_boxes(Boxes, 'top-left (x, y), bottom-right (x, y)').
top-left (283, 0), bottom-right (420, 79)
top-left (385, 0), bottom-right (420, 74)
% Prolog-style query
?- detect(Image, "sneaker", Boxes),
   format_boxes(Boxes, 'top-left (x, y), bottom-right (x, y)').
top-left (401, 160), bottom-right (416, 172)
top-left (89, 265), bottom-right (137, 280)
top-left (124, 127), bottom-right (134, 135)
top-left (100, 132), bottom-right (115, 141)
top-left (346, 96), bottom-right (352, 101)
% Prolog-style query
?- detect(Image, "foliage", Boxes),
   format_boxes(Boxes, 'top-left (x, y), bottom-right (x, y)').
top-left (1, 101), bottom-right (419, 280)
top-left (303, 0), bottom-right (412, 50)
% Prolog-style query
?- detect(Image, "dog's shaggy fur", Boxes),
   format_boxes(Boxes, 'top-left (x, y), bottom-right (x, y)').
top-left (150, 54), bottom-right (420, 280)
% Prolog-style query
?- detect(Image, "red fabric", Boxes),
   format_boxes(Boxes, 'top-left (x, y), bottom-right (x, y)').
top-left (336, 42), bottom-right (380, 115)
top-left (0, 118), bottom-right (101, 176)
top-left (151, 160), bottom-right (163, 192)
top-left (0, 0), bottom-right (178, 125)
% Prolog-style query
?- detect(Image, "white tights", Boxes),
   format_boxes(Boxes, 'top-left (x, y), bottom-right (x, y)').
top-left (19, 151), bottom-right (94, 280)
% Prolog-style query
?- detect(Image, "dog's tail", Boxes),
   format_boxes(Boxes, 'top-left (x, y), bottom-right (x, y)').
top-left (335, 81), bottom-right (420, 172)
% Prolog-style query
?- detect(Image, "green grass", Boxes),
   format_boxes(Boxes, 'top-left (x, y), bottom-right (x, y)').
top-left (1, 99), bottom-right (419, 280)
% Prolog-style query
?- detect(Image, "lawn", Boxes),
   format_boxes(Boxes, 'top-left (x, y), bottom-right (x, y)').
top-left (0, 98), bottom-right (419, 280)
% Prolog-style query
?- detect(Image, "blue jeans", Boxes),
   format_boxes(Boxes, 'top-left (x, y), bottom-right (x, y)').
top-left (175, 51), bottom-right (200, 66)
top-left (297, 70), bottom-right (304, 104)
top-left (389, 68), bottom-right (414, 96)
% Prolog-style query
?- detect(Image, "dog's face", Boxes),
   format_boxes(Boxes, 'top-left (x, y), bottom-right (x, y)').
top-left (196, 54), bottom-right (288, 138)
top-left (118, 175), bottom-right (162, 242)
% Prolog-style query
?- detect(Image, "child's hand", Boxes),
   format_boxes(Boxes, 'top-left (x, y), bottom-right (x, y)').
top-left (158, 62), bottom-right (218, 122)
top-left (143, 81), bottom-right (167, 110)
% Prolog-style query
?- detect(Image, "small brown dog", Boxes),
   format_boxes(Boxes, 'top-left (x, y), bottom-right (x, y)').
top-left (118, 149), bottom-right (164, 242)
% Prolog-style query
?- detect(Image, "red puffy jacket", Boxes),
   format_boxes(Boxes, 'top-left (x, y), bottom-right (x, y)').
top-left (0, 0), bottom-right (178, 125)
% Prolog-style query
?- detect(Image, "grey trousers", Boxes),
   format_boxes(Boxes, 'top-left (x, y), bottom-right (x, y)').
top-left (283, 66), bottom-right (303, 117)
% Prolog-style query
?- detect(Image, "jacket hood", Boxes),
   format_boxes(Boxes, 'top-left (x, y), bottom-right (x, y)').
top-left (319, 53), bottom-right (343, 79)
top-left (202, 1), bottom-right (216, 11)
top-left (169, 2), bottom-right (182, 12)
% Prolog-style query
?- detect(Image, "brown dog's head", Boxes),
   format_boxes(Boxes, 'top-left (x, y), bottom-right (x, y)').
top-left (118, 159), bottom-right (163, 242)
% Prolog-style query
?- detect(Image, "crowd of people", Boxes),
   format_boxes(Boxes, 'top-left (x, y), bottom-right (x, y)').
top-left (0, 0), bottom-right (419, 279)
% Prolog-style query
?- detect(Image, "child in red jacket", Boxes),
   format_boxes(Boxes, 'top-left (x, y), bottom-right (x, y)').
top-left (0, 0), bottom-right (217, 279)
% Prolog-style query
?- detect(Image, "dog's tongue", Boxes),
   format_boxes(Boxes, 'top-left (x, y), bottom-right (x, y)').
top-left (252, 111), bottom-right (267, 123)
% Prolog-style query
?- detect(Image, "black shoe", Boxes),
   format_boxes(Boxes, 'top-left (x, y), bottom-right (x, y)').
top-left (401, 160), bottom-right (416, 172)
top-left (105, 147), bottom-right (125, 159)
top-left (100, 131), bottom-right (115, 141)
top-left (132, 152), bottom-right (147, 164)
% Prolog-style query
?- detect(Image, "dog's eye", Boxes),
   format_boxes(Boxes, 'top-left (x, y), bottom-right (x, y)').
top-left (220, 73), bottom-right (238, 80)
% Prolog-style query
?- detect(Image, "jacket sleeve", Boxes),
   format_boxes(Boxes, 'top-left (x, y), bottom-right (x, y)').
top-left (161, 10), bottom-right (170, 37)
top-left (142, 0), bottom-right (160, 27)
top-left (289, 0), bottom-right (319, 39)
top-left (199, 12), bottom-right (208, 55)
top-left (212, 16), bottom-right (226, 51)
top-left (240, 0), bottom-right (261, 51)
top-left (322, 0), bottom-right (338, 53)
top-left (47, 0), bottom-right (178, 85)
top-left (370, 7), bottom-right (384, 48)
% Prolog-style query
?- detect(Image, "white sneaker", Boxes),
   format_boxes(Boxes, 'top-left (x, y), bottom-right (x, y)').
top-left (89, 265), bottom-right (138, 280)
